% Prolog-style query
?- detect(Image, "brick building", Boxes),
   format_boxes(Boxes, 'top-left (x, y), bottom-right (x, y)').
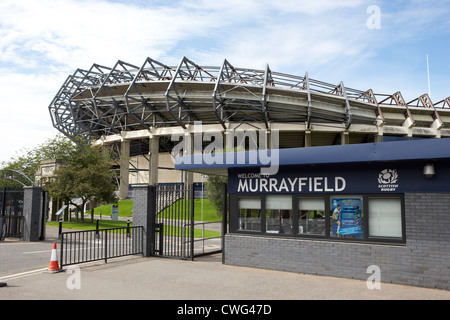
top-left (177, 138), bottom-right (450, 290)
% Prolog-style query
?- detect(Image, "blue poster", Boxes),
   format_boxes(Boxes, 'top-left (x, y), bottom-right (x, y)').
top-left (331, 198), bottom-right (363, 238)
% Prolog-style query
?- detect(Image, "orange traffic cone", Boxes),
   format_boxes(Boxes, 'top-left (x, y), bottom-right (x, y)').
top-left (47, 242), bottom-right (63, 273)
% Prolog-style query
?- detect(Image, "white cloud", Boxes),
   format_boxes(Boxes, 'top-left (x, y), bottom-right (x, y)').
top-left (0, 0), bottom-right (198, 69)
top-left (0, 69), bottom-right (66, 163)
top-left (0, 0), bottom-right (448, 163)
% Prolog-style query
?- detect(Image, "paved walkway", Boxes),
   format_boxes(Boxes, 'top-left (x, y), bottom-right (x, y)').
top-left (0, 227), bottom-right (449, 301)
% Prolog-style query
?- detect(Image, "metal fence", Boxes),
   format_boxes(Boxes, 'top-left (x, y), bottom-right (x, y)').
top-left (60, 226), bottom-right (144, 268)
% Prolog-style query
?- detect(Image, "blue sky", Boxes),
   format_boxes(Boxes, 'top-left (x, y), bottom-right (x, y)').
top-left (0, 0), bottom-right (449, 163)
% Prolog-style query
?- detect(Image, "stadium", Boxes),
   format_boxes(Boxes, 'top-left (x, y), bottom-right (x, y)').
top-left (49, 57), bottom-right (450, 289)
top-left (49, 57), bottom-right (450, 194)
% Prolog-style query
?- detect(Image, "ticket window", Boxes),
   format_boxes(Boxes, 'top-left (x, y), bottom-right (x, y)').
top-left (238, 197), bottom-right (262, 232)
top-left (266, 195), bottom-right (293, 234)
top-left (298, 198), bottom-right (325, 235)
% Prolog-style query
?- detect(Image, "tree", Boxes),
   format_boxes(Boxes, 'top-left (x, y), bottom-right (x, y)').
top-left (45, 140), bottom-right (118, 222)
top-left (205, 175), bottom-right (227, 216)
top-left (0, 134), bottom-right (75, 189)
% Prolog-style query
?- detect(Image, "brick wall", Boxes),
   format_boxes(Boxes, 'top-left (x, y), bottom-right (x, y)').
top-left (224, 193), bottom-right (450, 290)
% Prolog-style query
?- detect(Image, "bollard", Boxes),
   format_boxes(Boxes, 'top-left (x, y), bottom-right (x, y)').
top-left (96, 219), bottom-right (100, 239)
top-left (58, 220), bottom-right (63, 240)
top-left (126, 220), bottom-right (131, 237)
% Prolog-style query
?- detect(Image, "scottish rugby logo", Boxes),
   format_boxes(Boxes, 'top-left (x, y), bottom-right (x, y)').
top-left (378, 169), bottom-right (398, 191)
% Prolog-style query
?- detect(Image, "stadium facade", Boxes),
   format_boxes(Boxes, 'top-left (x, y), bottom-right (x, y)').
top-left (49, 57), bottom-right (450, 289)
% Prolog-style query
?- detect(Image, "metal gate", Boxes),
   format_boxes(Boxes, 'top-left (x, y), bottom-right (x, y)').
top-left (155, 185), bottom-right (194, 259)
top-left (0, 189), bottom-right (24, 238)
top-left (154, 184), bottom-right (223, 260)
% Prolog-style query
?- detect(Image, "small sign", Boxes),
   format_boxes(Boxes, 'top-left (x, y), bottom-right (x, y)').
top-left (55, 205), bottom-right (67, 216)
top-left (111, 205), bottom-right (119, 221)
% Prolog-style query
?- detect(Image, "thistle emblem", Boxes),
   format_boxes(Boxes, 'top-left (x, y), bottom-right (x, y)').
top-left (378, 169), bottom-right (398, 184)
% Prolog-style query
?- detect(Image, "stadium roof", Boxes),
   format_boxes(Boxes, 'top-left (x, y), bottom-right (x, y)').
top-left (49, 56), bottom-right (450, 143)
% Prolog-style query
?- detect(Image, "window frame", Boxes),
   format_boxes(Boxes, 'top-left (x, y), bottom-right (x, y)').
top-left (265, 194), bottom-right (294, 235)
top-left (230, 193), bottom-right (406, 244)
top-left (366, 194), bottom-right (406, 243)
top-left (294, 195), bottom-right (328, 238)
top-left (235, 195), bottom-right (263, 233)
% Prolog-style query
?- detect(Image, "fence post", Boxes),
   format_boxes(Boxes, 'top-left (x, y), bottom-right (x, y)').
top-left (190, 184), bottom-right (194, 261)
top-left (221, 183), bottom-right (228, 264)
top-left (96, 219), bottom-right (100, 239)
top-left (132, 184), bottom-right (156, 257)
top-left (104, 229), bottom-right (108, 263)
top-left (60, 233), bottom-right (64, 268)
top-left (58, 221), bottom-right (62, 239)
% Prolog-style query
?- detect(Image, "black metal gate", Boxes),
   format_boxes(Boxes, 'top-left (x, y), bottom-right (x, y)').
top-left (60, 226), bottom-right (144, 268)
top-left (154, 184), bottom-right (224, 260)
top-left (0, 189), bottom-right (24, 238)
top-left (155, 185), bottom-right (194, 259)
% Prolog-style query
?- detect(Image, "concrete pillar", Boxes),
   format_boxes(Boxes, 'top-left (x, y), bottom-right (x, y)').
top-left (305, 129), bottom-right (312, 147)
top-left (119, 140), bottom-right (130, 200)
top-left (376, 118), bottom-right (384, 143)
top-left (132, 184), bottom-right (156, 257)
top-left (23, 186), bottom-right (44, 242)
top-left (149, 136), bottom-right (159, 186)
top-left (341, 131), bottom-right (349, 145)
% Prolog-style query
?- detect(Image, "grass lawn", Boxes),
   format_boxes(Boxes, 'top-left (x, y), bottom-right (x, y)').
top-left (158, 198), bottom-right (221, 222)
top-left (87, 199), bottom-right (133, 218)
top-left (47, 219), bottom-right (130, 231)
top-left (90, 198), bottom-right (221, 221)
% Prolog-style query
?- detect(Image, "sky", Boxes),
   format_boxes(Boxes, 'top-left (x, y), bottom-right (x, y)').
top-left (0, 0), bottom-right (449, 163)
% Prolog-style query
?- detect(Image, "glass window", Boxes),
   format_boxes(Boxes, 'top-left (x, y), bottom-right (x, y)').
top-left (266, 195), bottom-right (293, 234)
top-left (369, 198), bottom-right (402, 238)
top-left (298, 198), bottom-right (325, 235)
top-left (330, 196), bottom-right (364, 239)
top-left (238, 197), bottom-right (261, 232)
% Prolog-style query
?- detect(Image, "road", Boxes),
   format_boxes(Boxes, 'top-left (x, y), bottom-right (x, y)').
top-left (1, 226), bottom-right (449, 301)
top-left (0, 234), bottom-right (62, 278)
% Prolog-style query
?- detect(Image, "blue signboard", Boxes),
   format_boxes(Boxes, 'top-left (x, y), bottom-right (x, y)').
top-left (228, 160), bottom-right (450, 194)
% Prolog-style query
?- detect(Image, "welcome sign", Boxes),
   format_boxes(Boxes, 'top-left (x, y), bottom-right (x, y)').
top-left (228, 161), bottom-right (450, 194)
top-left (235, 173), bottom-right (347, 193)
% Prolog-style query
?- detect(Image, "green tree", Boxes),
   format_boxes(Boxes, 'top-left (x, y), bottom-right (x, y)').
top-left (205, 175), bottom-right (227, 216)
top-left (0, 134), bottom-right (75, 189)
top-left (45, 140), bottom-right (118, 222)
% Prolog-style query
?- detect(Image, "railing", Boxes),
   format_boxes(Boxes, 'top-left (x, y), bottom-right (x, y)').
top-left (60, 226), bottom-right (144, 268)
top-left (190, 220), bottom-right (223, 257)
